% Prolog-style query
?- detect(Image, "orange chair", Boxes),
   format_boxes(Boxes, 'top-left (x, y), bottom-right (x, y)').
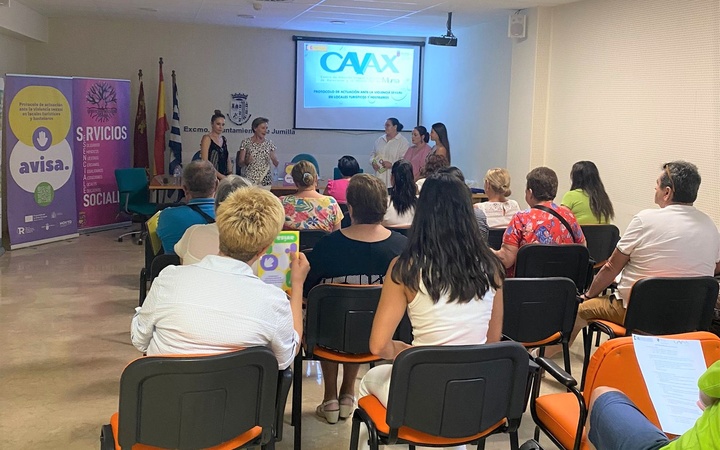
top-left (291, 284), bottom-right (385, 450)
top-left (531, 331), bottom-right (720, 450)
top-left (581, 276), bottom-right (718, 387)
top-left (349, 342), bottom-right (530, 450)
top-left (100, 348), bottom-right (279, 450)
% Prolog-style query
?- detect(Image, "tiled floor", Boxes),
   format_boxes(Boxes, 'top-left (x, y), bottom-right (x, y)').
top-left (0, 230), bottom-right (587, 449)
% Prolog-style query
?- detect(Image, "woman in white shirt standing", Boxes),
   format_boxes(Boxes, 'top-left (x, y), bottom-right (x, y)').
top-left (371, 117), bottom-right (409, 187)
top-left (382, 160), bottom-right (417, 228)
top-left (474, 168), bottom-right (520, 229)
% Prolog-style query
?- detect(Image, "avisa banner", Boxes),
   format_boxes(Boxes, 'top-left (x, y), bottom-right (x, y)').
top-left (73, 78), bottom-right (130, 230)
top-left (3, 75), bottom-right (78, 249)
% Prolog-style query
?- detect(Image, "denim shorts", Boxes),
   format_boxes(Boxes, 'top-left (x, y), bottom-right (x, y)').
top-left (588, 391), bottom-right (670, 450)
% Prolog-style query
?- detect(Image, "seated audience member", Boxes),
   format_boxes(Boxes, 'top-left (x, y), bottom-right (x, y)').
top-left (174, 175), bottom-right (252, 265)
top-left (280, 160), bottom-right (343, 232)
top-left (356, 171), bottom-right (504, 450)
top-left (382, 160), bottom-right (416, 228)
top-left (131, 187), bottom-right (310, 368)
top-left (493, 166), bottom-right (585, 276)
top-left (439, 166), bottom-right (490, 241)
top-left (415, 153), bottom-right (449, 192)
top-left (587, 360), bottom-right (720, 450)
top-left (475, 168), bottom-right (520, 229)
top-left (561, 160), bottom-right (614, 224)
top-left (324, 155), bottom-right (360, 204)
top-left (156, 160), bottom-right (218, 254)
top-left (568, 161), bottom-right (720, 346)
top-left (304, 174), bottom-right (407, 424)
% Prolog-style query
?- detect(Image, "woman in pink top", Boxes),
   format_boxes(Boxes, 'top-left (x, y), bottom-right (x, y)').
top-left (324, 155), bottom-right (360, 204)
top-left (403, 126), bottom-right (432, 181)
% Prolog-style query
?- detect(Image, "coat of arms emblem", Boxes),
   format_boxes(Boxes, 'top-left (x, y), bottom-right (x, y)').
top-left (229, 92), bottom-right (251, 126)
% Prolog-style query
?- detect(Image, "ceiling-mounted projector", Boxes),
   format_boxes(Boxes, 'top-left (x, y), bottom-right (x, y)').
top-left (428, 12), bottom-right (457, 47)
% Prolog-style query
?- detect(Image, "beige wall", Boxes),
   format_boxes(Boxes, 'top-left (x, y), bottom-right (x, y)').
top-left (0, 34), bottom-right (27, 75)
top-left (24, 17), bottom-right (512, 182)
top-left (509, 0), bottom-right (720, 230)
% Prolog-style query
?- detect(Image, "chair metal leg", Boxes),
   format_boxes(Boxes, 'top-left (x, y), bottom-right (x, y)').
top-left (349, 412), bottom-right (361, 450)
top-left (581, 327), bottom-right (592, 390)
top-left (476, 439), bottom-right (486, 450)
top-left (562, 342), bottom-right (571, 375)
top-left (533, 425), bottom-right (540, 441)
top-left (292, 352), bottom-right (303, 450)
top-left (510, 430), bottom-right (520, 450)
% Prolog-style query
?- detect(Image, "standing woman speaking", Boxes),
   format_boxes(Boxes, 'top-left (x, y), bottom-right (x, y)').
top-left (371, 118), bottom-right (410, 187)
top-left (237, 117), bottom-right (280, 189)
top-left (200, 110), bottom-right (230, 180)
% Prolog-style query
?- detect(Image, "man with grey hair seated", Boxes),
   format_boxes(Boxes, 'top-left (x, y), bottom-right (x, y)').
top-left (568, 160), bottom-right (720, 348)
top-left (174, 175), bottom-right (252, 264)
top-left (157, 160), bottom-right (218, 253)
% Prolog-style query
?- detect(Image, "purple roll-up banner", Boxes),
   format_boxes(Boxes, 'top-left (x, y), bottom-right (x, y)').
top-left (73, 78), bottom-right (131, 230)
top-left (3, 75), bottom-right (78, 249)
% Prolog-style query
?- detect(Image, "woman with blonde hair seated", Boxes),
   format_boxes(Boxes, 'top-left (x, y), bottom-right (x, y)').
top-left (174, 175), bottom-right (252, 265)
top-left (279, 160), bottom-right (343, 232)
top-left (474, 168), bottom-right (520, 228)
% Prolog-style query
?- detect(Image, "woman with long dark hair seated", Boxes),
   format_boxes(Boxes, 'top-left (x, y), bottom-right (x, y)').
top-left (382, 160), bottom-right (417, 228)
top-left (356, 171), bottom-right (505, 450)
top-left (561, 160), bottom-right (614, 224)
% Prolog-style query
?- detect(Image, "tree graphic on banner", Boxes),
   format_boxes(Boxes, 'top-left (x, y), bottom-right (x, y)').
top-left (86, 82), bottom-right (118, 122)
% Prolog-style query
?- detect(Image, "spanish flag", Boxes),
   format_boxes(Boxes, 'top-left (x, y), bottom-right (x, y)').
top-left (153, 57), bottom-right (169, 175)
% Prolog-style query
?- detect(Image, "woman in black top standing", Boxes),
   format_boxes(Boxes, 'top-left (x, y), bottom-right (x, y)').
top-left (200, 110), bottom-right (230, 180)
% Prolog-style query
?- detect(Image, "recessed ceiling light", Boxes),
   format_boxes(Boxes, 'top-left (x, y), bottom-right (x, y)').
top-left (237, 14), bottom-right (255, 19)
top-left (138, 7), bottom-right (158, 12)
top-left (330, 20), bottom-right (346, 25)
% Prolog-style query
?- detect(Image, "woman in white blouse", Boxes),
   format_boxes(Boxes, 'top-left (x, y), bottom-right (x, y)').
top-left (370, 118), bottom-right (410, 187)
top-left (474, 168), bottom-right (520, 229)
top-left (382, 160), bottom-right (417, 228)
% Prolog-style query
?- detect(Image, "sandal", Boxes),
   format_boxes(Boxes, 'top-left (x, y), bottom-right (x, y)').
top-left (316, 399), bottom-right (340, 424)
top-left (339, 394), bottom-right (356, 420)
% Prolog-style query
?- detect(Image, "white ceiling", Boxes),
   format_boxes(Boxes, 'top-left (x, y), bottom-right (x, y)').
top-left (15, 0), bottom-right (581, 36)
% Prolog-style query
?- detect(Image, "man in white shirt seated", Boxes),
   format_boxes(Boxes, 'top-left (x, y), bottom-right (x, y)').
top-left (572, 161), bottom-right (720, 343)
top-left (131, 187), bottom-right (309, 369)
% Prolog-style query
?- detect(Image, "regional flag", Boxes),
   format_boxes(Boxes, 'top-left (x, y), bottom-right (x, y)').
top-left (169, 70), bottom-right (182, 165)
top-left (153, 57), bottom-right (169, 175)
top-left (133, 70), bottom-right (149, 169)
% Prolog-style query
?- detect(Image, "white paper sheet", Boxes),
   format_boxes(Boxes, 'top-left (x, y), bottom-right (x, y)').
top-left (633, 335), bottom-right (707, 435)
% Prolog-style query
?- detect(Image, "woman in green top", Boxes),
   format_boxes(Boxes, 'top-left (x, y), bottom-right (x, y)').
top-left (561, 161), bottom-right (614, 224)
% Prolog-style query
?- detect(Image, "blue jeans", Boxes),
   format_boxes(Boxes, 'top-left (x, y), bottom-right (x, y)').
top-left (589, 391), bottom-right (670, 450)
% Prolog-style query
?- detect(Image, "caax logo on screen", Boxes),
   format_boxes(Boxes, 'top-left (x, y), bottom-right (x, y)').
top-left (320, 51), bottom-right (400, 75)
top-left (229, 92), bottom-right (251, 126)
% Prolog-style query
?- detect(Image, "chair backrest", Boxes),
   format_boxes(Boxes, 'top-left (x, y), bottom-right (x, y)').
top-left (290, 153), bottom-right (320, 176)
top-left (192, 151), bottom-right (202, 161)
top-left (487, 228), bottom-right (505, 251)
top-left (502, 277), bottom-right (578, 346)
top-left (580, 224), bottom-right (620, 264)
top-left (299, 229), bottom-right (329, 251)
top-left (115, 168), bottom-right (150, 212)
top-left (117, 347), bottom-right (278, 449)
top-left (339, 203), bottom-right (351, 228)
top-left (150, 253), bottom-right (181, 280)
top-left (385, 342), bottom-right (529, 440)
top-left (515, 244), bottom-right (591, 292)
top-left (305, 284), bottom-right (382, 356)
top-left (623, 276), bottom-right (719, 335)
top-left (583, 331), bottom-right (720, 428)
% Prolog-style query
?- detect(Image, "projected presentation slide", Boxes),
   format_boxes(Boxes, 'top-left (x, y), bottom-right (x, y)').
top-left (303, 43), bottom-right (414, 109)
top-left (294, 37), bottom-right (423, 131)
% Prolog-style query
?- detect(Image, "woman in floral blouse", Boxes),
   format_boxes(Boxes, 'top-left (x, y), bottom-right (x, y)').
top-left (280, 160), bottom-right (343, 232)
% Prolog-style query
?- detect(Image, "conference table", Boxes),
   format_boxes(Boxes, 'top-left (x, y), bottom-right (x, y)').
top-left (149, 176), bottom-right (489, 203)
top-left (149, 175), bottom-right (182, 203)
